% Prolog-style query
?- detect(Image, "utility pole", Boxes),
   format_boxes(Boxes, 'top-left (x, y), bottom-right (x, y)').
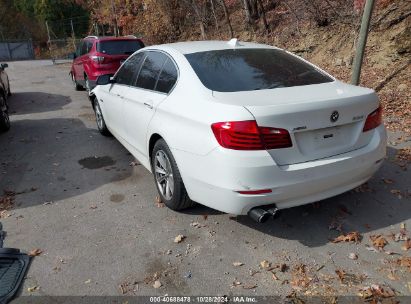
top-left (351, 0), bottom-right (375, 85)
top-left (70, 19), bottom-right (76, 49)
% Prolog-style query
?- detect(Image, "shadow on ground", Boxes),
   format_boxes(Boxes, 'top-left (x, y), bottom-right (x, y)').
top-left (0, 116), bottom-right (134, 209)
top-left (183, 146), bottom-right (411, 247)
top-left (7, 92), bottom-right (71, 115)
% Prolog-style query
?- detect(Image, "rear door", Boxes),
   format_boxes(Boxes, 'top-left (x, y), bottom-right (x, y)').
top-left (122, 51), bottom-right (176, 161)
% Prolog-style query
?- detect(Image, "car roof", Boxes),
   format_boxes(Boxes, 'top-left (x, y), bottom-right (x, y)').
top-left (84, 36), bottom-right (142, 42)
top-left (152, 40), bottom-right (279, 55)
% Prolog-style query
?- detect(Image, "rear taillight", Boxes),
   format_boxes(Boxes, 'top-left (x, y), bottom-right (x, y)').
top-left (90, 55), bottom-right (105, 63)
top-left (211, 120), bottom-right (292, 150)
top-left (363, 107), bottom-right (382, 132)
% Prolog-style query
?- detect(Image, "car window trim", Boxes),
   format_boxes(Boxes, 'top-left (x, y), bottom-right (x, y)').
top-left (111, 49), bottom-right (179, 96)
top-left (134, 49), bottom-right (179, 95)
top-left (113, 52), bottom-right (146, 87)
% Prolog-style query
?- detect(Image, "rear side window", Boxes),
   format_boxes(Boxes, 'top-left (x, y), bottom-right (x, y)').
top-left (97, 40), bottom-right (144, 55)
top-left (185, 49), bottom-right (333, 92)
top-left (135, 52), bottom-right (167, 91)
top-left (115, 53), bottom-right (144, 86)
top-left (81, 40), bottom-right (93, 55)
top-left (156, 58), bottom-right (178, 94)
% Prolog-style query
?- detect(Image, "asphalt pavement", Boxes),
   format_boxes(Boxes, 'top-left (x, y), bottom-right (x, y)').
top-left (0, 60), bottom-right (410, 300)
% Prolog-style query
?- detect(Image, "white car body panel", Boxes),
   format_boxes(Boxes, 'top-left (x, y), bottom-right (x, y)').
top-left (92, 40), bottom-right (387, 215)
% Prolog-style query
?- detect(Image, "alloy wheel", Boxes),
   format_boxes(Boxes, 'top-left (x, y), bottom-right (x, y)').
top-left (154, 150), bottom-right (174, 200)
top-left (94, 102), bottom-right (103, 130)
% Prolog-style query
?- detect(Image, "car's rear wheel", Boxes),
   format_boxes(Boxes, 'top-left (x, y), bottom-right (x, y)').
top-left (0, 95), bottom-right (10, 133)
top-left (71, 73), bottom-right (82, 91)
top-left (93, 99), bottom-right (110, 136)
top-left (152, 139), bottom-right (194, 210)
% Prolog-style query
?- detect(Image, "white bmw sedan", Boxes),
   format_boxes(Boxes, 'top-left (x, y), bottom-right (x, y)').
top-left (90, 40), bottom-right (386, 222)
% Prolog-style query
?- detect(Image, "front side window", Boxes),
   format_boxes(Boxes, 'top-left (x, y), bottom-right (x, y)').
top-left (97, 40), bottom-right (144, 55)
top-left (115, 53), bottom-right (144, 86)
top-left (185, 49), bottom-right (333, 92)
top-left (156, 58), bottom-right (178, 94)
top-left (135, 52), bottom-right (167, 91)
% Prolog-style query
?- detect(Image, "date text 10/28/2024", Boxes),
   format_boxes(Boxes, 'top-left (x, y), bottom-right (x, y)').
top-left (149, 296), bottom-right (257, 303)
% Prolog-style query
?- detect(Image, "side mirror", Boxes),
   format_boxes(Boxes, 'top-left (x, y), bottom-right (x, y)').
top-left (68, 52), bottom-right (76, 60)
top-left (96, 74), bottom-right (115, 86)
top-left (1, 63), bottom-right (8, 69)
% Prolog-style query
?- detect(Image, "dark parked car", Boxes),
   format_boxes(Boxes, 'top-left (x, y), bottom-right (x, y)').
top-left (0, 63), bottom-right (11, 133)
top-left (70, 36), bottom-right (144, 92)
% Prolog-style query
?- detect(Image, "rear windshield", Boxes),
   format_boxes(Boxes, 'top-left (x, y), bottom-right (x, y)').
top-left (97, 40), bottom-right (144, 55)
top-left (185, 49), bottom-right (333, 92)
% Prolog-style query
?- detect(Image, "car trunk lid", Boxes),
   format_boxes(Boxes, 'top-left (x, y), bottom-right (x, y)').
top-left (212, 81), bottom-right (379, 165)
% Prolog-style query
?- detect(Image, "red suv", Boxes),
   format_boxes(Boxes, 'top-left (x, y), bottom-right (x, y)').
top-left (70, 36), bottom-right (144, 92)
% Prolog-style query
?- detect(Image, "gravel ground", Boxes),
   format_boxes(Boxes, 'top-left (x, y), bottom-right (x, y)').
top-left (0, 60), bottom-right (410, 300)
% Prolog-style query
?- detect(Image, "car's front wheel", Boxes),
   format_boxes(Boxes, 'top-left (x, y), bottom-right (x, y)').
top-left (93, 99), bottom-right (110, 136)
top-left (0, 95), bottom-right (10, 133)
top-left (152, 139), bottom-right (194, 210)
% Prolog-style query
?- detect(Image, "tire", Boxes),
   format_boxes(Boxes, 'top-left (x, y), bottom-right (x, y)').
top-left (0, 94), bottom-right (10, 133)
top-left (71, 73), bottom-right (82, 91)
top-left (152, 139), bottom-right (194, 210)
top-left (93, 99), bottom-right (110, 136)
top-left (84, 75), bottom-right (91, 92)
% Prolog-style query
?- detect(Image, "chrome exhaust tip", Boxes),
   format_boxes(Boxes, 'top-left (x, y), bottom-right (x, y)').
top-left (248, 208), bottom-right (271, 223)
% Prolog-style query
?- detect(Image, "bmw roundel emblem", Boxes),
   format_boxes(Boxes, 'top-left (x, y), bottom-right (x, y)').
top-left (330, 111), bottom-right (339, 123)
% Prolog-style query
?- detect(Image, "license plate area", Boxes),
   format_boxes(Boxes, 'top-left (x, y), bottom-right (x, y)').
top-left (313, 126), bottom-right (342, 148)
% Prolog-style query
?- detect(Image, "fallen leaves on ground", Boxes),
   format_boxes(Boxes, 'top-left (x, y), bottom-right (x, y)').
top-left (259, 260), bottom-right (271, 269)
top-left (242, 283), bottom-right (257, 289)
top-left (353, 183), bottom-right (372, 193)
top-left (190, 222), bottom-right (206, 228)
top-left (28, 248), bottom-right (43, 257)
top-left (0, 190), bottom-right (15, 218)
top-left (335, 269), bottom-right (365, 285)
top-left (370, 234), bottom-right (388, 250)
top-left (390, 189), bottom-right (403, 199)
top-left (395, 147), bottom-right (411, 167)
top-left (402, 240), bottom-right (411, 251)
top-left (332, 231), bottom-right (361, 243)
top-left (290, 264), bottom-right (311, 291)
top-left (153, 280), bottom-right (162, 289)
top-left (359, 284), bottom-right (395, 299)
top-left (382, 178), bottom-right (394, 184)
top-left (393, 228), bottom-right (409, 242)
top-left (27, 286), bottom-right (39, 292)
top-left (155, 196), bottom-right (164, 208)
top-left (119, 278), bottom-right (139, 295)
top-left (397, 257), bottom-right (411, 272)
top-left (387, 270), bottom-right (399, 281)
top-left (174, 234), bottom-right (185, 243)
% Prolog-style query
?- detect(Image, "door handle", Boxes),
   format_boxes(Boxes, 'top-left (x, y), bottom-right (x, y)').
top-left (144, 101), bottom-right (153, 109)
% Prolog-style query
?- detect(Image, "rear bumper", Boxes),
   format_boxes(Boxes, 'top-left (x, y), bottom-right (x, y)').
top-left (172, 125), bottom-right (386, 215)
